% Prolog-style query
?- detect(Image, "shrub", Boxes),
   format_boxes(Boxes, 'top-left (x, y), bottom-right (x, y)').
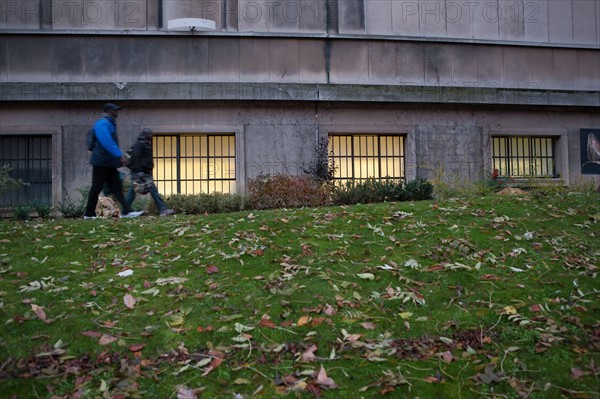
top-left (330, 178), bottom-right (432, 205)
top-left (402, 178), bottom-right (434, 201)
top-left (163, 193), bottom-right (247, 215)
top-left (31, 201), bottom-right (52, 219)
top-left (247, 174), bottom-right (330, 210)
top-left (0, 165), bottom-right (27, 216)
top-left (303, 137), bottom-right (336, 184)
top-left (12, 202), bottom-right (31, 221)
top-left (58, 191), bottom-right (86, 218)
top-left (331, 178), bottom-right (405, 205)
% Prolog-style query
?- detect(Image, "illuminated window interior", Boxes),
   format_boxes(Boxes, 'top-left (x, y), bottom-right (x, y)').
top-left (328, 134), bottom-right (405, 185)
top-left (153, 134), bottom-right (236, 195)
top-left (492, 136), bottom-right (556, 177)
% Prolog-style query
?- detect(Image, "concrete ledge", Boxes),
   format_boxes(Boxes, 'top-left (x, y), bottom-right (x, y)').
top-left (2, 29), bottom-right (599, 51)
top-left (1, 82), bottom-right (599, 107)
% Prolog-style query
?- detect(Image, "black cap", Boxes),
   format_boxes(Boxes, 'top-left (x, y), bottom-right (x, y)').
top-left (103, 103), bottom-right (122, 111)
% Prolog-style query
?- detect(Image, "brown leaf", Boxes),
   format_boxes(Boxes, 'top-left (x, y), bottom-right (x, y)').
top-left (530, 304), bottom-right (543, 312)
top-left (31, 304), bottom-right (46, 321)
top-left (360, 322), bottom-right (376, 330)
top-left (300, 344), bottom-right (318, 362)
top-left (201, 357), bottom-right (223, 377)
top-left (314, 366), bottom-right (337, 389)
top-left (128, 344), bottom-right (145, 352)
top-left (99, 334), bottom-right (118, 345)
top-left (441, 350), bottom-right (454, 363)
top-left (123, 293), bottom-right (136, 309)
top-left (206, 265), bottom-right (219, 275)
top-left (81, 331), bottom-right (102, 338)
top-left (177, 387), bottom-right (197, 399)
top-left (297, 316), bottom-right (310, 326)
top-left (259, 317), bottom-right (277, 329)
top-left (324, 304), bottom-right (336, 316)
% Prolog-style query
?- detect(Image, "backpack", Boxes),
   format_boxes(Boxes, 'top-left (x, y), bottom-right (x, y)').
top-left (86, 127), bottom-right (95, 151)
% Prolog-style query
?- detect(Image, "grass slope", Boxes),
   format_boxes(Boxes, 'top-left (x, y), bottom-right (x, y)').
top-left (0, 191), bottom-right (599, 399)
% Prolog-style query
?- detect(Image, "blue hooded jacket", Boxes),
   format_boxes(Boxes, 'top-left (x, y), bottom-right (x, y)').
top-left (90, 115), bottom-right (122, 168)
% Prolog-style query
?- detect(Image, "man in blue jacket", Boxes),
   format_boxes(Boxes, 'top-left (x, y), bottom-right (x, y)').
top-left (83, 103), bottom-right (143, 219)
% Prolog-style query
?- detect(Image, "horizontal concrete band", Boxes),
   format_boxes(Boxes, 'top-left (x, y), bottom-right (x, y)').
top-left (1, 82), bottom-right (599, 107)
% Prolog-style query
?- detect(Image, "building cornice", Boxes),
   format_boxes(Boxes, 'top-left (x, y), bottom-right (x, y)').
top-left (1, 82), bottom-right (599, 108)
top-left (1, 29), bottom-right (599, 50)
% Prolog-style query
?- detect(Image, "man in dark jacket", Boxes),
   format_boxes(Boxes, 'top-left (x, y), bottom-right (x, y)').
top-left (125, 128), bottom-right (174, 216)
top-left (84, 103), bottom-right (143, 219)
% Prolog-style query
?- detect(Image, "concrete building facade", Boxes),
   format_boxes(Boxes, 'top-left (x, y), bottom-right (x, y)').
top-left (1, 0), bottom-right (599, 207)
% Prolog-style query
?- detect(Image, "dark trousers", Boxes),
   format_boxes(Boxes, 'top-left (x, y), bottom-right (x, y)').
top-left (84, 166), bottom-right (131, 217)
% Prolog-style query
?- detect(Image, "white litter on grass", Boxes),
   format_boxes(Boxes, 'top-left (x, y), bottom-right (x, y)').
top-left (117, 269), bottom-right (133, 277)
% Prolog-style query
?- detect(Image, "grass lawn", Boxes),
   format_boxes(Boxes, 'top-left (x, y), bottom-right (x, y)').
top-left (0, 190), bottom-right (599, 399)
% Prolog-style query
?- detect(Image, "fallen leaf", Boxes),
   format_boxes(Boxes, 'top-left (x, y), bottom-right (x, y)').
top-left (201, 356), bottom-right (223, 377)
top-left (99, 334), bottom-right (118, 345)
top-left (177, 387), bottom-right (197, 399)
top-left (128, 344), bottom-right (145, 352)
top-left (441, 350), bottom-right (454, 363)
top-left (123, 293), bottom-right (136, 309)
top-left (31, 304), bottom-right (46, 321)
top-left (206, 265), bottom-right (219, 274)
top-left (357, 273), bottom-right (375, 280)
top-left (259, 317), bottom-right (277, 329)
top-left (81, 331), bottom-right (102, 338)
top-left (360, 322), bottom-right (376, 330)
top-left (297, 316), bottom-right (310, 326)
top-left (314, 366), bottom-right (337, 389)
top-left (301, 345), bottom-right (318, 362)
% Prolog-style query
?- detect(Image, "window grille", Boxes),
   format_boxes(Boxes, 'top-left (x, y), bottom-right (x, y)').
top-left (328, 134), bottom-right (405, 185)
top-left (492, 136), bottom-right (556, 177)
top-left (153, 134), bottom-right (236, 195)
top-left (0, 135), bottom-right (52, 207)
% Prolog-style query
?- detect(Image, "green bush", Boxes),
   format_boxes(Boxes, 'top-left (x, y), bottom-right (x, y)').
top-left (164, 192), bottom-right (247, 215)
top-left (12, 202), bottom-right (31, 221)
top-left (331, 178), bottom-right (405, 205)
top-left (330, 178), bottom-right (433, 205)
top-left (402, 178), bottom-right (434, 201)
top-left (31, 201), bottom-right (52, 219)
top-left (57, 191), bottom-right (86, 218)
top-left (247, 174), bottom-right (330, 210)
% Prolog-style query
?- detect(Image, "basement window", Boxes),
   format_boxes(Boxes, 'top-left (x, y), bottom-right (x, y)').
top-left (153, 134), bottom-right (236, 195)
top-left (492, 136), bottom-right (557, 177)
top-left (0, 135), bottom-right (52, 207)
top-left (328, 134), bottom-right (406, 185)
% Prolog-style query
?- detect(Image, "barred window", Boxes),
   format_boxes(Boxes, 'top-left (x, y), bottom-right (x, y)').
top-left (153, 134), bottom-right (236, 195)
top-left (0, 135), bottom-right (52, 207)
top-left (328, 134), bottom-right (405, 184)
top-left (492, 136), bottom-right (556, 177)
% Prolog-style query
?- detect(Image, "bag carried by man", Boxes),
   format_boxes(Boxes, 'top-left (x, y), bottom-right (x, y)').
top-left (131, 171), bottom-right (155, 195)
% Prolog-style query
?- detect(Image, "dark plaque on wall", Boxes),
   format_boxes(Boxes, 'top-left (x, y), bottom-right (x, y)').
top-left (581, 129), bottom-right (600, 175)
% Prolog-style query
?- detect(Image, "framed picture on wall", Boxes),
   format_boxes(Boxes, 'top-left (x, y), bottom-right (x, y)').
top-left (580, 129), bottom-right (600, 175)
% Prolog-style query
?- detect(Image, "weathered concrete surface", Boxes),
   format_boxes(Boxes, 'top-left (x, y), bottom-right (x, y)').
top-left (1, 83), bottom-right (599, 107)
top-left (2, 0), bottom-right (599, 46)
top-left (1, 102), bottom-right (599, 205)
top-left (1, 34), bottom-right (598, 93)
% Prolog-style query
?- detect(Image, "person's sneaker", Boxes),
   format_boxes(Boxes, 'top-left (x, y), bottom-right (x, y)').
top-left (160, 209), bottom-right (175, 217)
top-left (83, 215), bottom-right (97, 220)
top-left (120, 211), bottom-right (144, 218)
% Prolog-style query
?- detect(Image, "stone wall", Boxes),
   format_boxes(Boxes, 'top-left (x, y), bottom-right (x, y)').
top-left (1, 0), bottom-right (599, 46)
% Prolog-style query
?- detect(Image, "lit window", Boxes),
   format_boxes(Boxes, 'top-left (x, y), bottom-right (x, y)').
top-left (492, 136), bottom-right (556, 177)
top-left (0, 135), bottom-right (52, 207)
top-left (153, 134), bottom-right (236, 195)
top-left (328, 135), bottom-right (405, 185)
